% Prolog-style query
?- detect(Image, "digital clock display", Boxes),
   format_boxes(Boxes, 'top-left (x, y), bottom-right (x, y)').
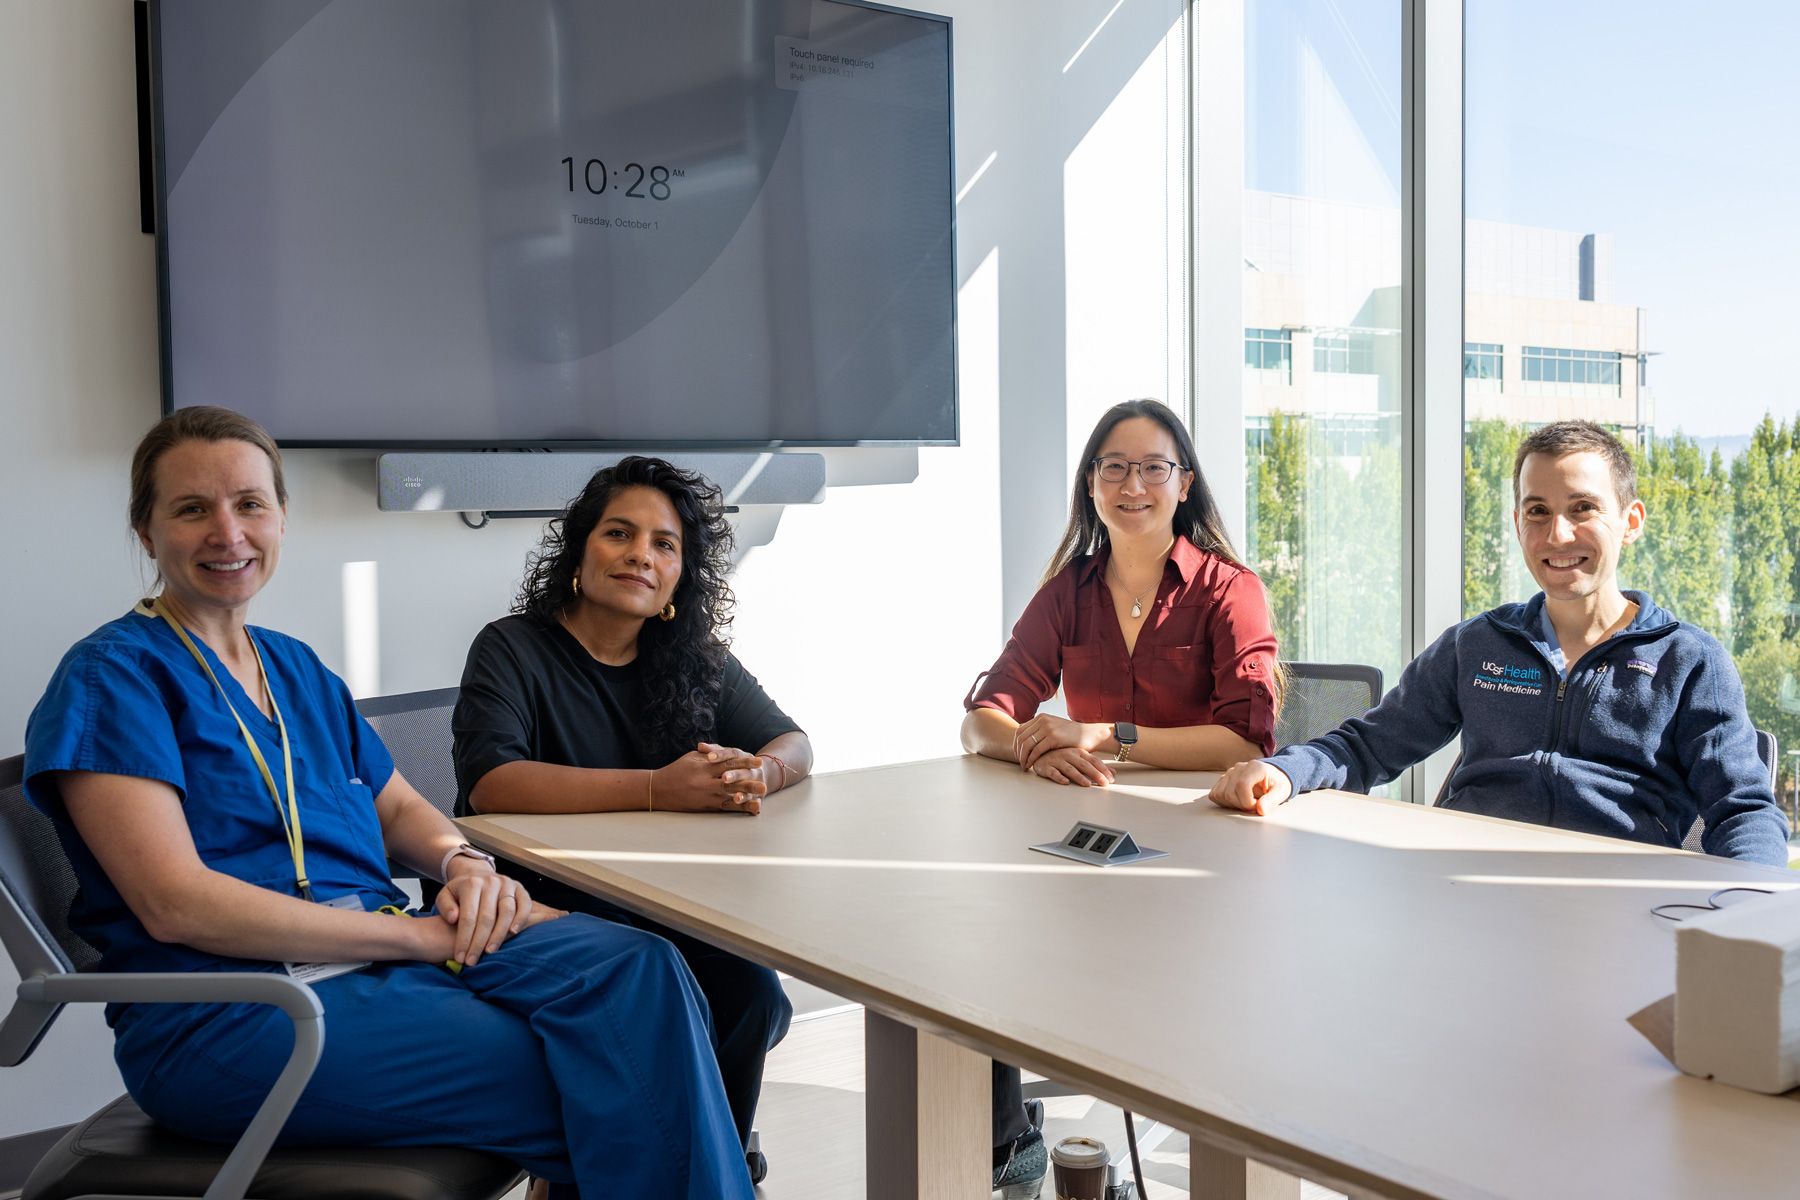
top-left (154, 0), bottom-right (955, 446)
top-left (560, 159), bottom-right (677, 201)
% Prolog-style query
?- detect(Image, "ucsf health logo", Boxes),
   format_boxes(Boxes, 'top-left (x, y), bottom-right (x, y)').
top-left (1472, 661), bottom-right (1544, 696)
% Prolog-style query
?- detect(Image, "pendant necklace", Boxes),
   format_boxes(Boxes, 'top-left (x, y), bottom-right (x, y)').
top-left (1111, 564), bottom-right (1158, 619)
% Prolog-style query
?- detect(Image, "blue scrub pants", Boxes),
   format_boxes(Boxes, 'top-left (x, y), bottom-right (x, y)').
top-left (487, 860), bottom-right (792, 1147)
top-left (110, 914), bottom-right (753, 1200)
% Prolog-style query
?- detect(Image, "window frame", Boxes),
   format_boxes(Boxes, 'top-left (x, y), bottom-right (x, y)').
top-left (1315, 331), bottom-right (1381, 375)
top-left (1244, 327), bottom-right (1294, 377)
top-left (1463, 341), bottom-right (1503, 382)
top-left (1398, 0), bottom-right (1466, 803)
top-left (1185, 0), bottom-right (1463, 804)
top-left (1521, 345), bottom-right (1623, 391)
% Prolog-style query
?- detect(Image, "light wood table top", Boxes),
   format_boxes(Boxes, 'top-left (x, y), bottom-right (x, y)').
top-left (459, 754), bottom-right (1800, 1200)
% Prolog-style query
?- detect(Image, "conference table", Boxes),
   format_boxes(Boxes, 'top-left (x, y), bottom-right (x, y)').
top-left (458, 755), bottom-right (1800, 1200)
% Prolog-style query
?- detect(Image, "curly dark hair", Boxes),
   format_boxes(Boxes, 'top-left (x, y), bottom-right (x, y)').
top-left (515, 456), bottom-right (736, 761)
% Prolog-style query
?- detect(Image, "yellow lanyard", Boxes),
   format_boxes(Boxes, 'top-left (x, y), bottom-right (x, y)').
top-left (140, 598), bottom-right (313, 901)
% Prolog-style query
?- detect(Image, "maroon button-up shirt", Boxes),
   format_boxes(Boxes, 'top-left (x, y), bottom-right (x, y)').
top-left (965, 537), bottom-right (1279, 755)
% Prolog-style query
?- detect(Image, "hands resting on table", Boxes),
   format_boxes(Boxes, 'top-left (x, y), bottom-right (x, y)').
top-left (962, 708), bottom-right (1272, 788)
top-left (1009, 714), bottom-right (1118, 788)
top-left (967, 713), bottom-right (1301, 812)
top-left (1206, 760), bottom-right (1292, 815)
top-left (1006, 723), bottom-right (1297, 815)
top-left (652, 742), bottom-right (778, 814)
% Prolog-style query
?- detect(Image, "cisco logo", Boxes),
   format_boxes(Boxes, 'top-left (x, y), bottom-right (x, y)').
top-left (403, 476), bottom-right (424, 489)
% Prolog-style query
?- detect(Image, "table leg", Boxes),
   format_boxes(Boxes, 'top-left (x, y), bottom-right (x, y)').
top-left (1191, 1140), bottom-right (1303, 1200)
top-left (864, 1009), bottom-right (988, 1200)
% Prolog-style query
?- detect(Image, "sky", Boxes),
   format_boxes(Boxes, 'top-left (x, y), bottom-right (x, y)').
top-left (1244, 0), bottom-right (1800, 439)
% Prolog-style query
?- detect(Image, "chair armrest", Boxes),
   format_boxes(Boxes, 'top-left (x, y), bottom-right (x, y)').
top-left (19, 970), bottom-right (323, 1020)
top-left (15, 971), bottom-right (324, 1200)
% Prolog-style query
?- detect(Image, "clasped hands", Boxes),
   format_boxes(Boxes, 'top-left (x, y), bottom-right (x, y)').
top-left (1012, 714), bottom-right (1117, 787)
top-left (652, 742), bottom-right (776, 814)
top-left (421, 855), bottom-right (564, 968)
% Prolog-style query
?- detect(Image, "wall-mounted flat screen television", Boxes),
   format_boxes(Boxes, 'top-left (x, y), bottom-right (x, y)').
top-left (150, 0), bottom-right (956, 447)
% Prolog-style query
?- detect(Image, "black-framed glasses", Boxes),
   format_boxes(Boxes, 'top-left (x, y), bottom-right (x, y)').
top-left (1092, 457), bottom-right (1188, 485)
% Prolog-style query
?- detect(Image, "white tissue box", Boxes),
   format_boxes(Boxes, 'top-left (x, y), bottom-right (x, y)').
top-left (1674, 888), bottom-right (1800, 1094)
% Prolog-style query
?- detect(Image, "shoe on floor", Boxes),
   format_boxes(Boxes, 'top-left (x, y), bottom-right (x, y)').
top-left (993, 1127), bottom-right (1047, 1199)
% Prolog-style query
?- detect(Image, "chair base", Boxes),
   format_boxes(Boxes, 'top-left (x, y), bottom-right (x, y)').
top-left (23, 1094), bottom-right (524, 1200)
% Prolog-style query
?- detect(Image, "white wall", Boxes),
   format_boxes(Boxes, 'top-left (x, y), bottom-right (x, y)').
top-left (0, 0), bottom-right (1190, 1138)
top-left (1064, 8), bottom-right (1190, 486)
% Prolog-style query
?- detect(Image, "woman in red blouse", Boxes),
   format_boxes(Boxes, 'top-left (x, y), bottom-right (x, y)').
top-left (963, 398), bottom-right (1281, 785)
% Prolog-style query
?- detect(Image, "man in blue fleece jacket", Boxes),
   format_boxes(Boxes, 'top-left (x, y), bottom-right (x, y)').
top-left (1210, 420), bottom-right (1791, 866)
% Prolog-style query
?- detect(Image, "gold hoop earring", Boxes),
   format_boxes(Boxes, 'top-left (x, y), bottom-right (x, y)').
top-left (571, 575), bottom-right (581, 597)
top-left (660, 602), bottom-right (676, 621)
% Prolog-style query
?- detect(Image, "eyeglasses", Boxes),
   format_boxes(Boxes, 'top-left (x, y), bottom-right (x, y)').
top-left (1092, 457), bottom-right (1188, 485)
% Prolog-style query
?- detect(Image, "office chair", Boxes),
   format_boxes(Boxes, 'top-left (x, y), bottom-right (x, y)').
top-left (1679, 729), bottom-right (1779, 853)
top-left (0, 752), bottom-right (525, 1200)
top-left (357, 688), bottom-right (462, 822)
top-left (1274, 662), bottom-right (1384, 749)
top-left (357, 688), bottom-right (461, 887)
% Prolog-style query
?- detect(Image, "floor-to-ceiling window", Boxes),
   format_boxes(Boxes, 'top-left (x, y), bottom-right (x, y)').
top-left (1464, 0), bottom-right (1800, 817)
top-left (1242, 0), bottom-right (1404, 687)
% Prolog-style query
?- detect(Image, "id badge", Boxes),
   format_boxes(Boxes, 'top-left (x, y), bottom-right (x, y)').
top-left (284, 893), bottom-right (371, 983)
top-left (283, 959), bottom-right (369, 983)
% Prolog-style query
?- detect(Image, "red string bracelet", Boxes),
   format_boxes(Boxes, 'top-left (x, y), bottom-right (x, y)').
top-left (763, 754), bottom-right (796, 790)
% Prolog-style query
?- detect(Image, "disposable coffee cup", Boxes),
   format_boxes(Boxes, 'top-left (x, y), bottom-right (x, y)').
top-left (1050, 1136), bottom-right (1109, 1200)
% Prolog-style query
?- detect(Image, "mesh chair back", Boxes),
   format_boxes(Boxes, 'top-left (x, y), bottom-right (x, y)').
top-left (0, 755), bottom-right (100, 976)
top-left (355, 688), bottom-right (460, 819)
top-left (1431, 753), bottom-right (1463, 808)
top-left (1682, 728), bottom-right (1780, 853)
top-left (1275, 663), bottom-right (1383, 750)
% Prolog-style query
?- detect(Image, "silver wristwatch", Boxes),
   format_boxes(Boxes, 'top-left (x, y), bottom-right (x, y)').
top-left (1114, 722), bottom-right (1139, 763)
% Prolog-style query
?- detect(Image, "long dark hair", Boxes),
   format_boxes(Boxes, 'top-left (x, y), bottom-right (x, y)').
top-left (1042, 399), bottom-right (1240, 587)
top-left (515, 456), bottom-right (735, 761)
top-left (1046, 399), bottom-right (1285, 713)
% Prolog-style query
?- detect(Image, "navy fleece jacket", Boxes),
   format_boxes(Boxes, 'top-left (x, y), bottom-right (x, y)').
top-left (1266, 591), bottom-right (1791, 866)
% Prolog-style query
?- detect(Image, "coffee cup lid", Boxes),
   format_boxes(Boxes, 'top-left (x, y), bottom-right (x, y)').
top-left (1050, 1136), bottom-right (1109, 1168)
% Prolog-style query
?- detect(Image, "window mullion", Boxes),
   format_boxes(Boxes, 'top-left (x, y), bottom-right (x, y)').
top-left (1401, 0), bottom-right (1466, 803)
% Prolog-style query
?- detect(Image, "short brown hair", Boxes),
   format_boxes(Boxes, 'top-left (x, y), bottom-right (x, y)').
top-left (129, 406), bottom-right (287, 534)
top-left (1511, 419), bottom-right (1637, 508)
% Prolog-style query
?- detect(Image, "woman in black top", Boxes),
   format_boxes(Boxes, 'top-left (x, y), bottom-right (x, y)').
top-left (453, 456), bottom-right (812, 1181)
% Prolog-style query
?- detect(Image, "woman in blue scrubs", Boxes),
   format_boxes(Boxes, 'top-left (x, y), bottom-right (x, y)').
top-left (22, 406), bottom-right (751, 1200)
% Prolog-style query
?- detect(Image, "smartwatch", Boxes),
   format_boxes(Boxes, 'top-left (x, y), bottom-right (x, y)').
top-left (440, 842), bottom-right (496, 882)
top-left (1113, 722), bottom-right (1139, 763)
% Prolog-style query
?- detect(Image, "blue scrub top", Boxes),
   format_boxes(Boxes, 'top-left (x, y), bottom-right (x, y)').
top-left (24, 607), bottom-right (405, 978)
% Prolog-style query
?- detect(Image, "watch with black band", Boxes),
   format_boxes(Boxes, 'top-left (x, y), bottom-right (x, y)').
top-left (1113, 722), bottom-right (1139, 763)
